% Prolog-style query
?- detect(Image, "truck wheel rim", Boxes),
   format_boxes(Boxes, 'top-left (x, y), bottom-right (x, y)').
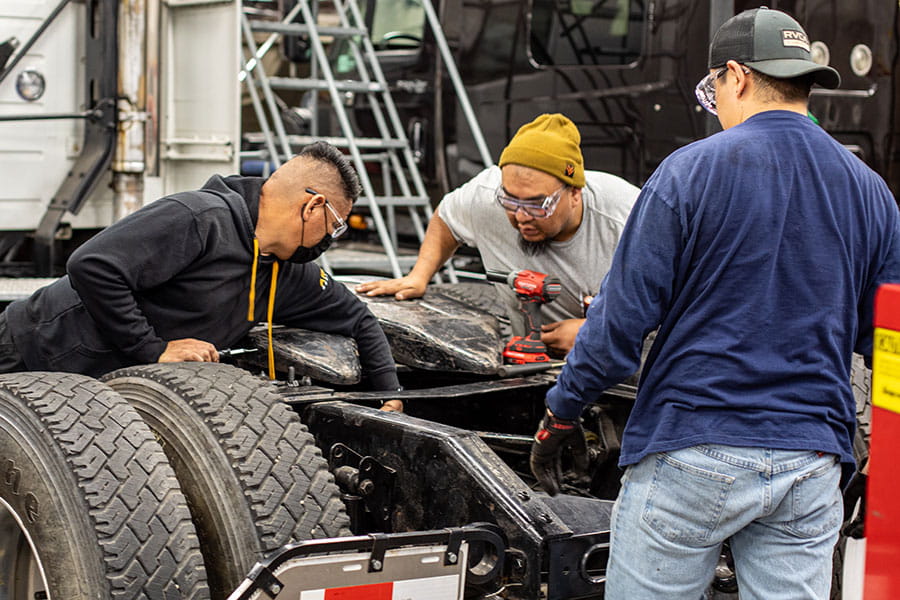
top-left (0, 497), bottom-right (49, 599)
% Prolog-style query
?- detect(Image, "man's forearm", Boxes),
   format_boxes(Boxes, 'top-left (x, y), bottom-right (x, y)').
top-left (67, 258), bottom-right (166, 362)
top-left (353, 313), bottom-right (400, 390)
top-left (407, 213), bottom-right (460, 282)
top-left (65, 200), bottom-right (199, 362)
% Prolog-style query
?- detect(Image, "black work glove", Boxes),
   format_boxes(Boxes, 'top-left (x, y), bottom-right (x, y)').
top-left (530, 410), bottom-right (589, 496)
top-left (842, 470), bottom-right (867, 539)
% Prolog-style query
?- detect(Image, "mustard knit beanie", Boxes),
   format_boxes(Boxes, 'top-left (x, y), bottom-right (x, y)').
top-left (498, 113), bottom-right (585, 188)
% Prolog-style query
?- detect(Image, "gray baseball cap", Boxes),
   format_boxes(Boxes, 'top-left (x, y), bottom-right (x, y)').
top-left (708, 7), bottom-right (840, 89)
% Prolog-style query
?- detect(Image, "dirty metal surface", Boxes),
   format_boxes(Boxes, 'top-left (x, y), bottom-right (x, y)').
top-left (342, 279), bottom-right (504, 374)
top-left (241, 327), bottom-right (362, 385)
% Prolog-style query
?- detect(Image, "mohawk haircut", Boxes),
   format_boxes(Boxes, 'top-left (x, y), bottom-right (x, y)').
top-left (299, 141), bottom-right (363, 204)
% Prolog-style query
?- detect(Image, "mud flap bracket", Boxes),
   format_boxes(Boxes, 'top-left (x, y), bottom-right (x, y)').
top-left (226, 526), bottom-right (505, 600)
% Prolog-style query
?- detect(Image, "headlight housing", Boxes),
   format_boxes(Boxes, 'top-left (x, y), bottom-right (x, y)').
top-left (15, 69), bottom-right (45, 102)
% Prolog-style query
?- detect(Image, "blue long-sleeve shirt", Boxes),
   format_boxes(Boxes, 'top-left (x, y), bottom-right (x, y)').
top-left (546, 111), bottom-right (900, 473)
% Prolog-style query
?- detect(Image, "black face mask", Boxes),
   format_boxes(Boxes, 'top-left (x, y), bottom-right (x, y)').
top-left (288, 200), bottom-right (338, 263)
top-left (289, 233), bottom-right (333, 263)
top-left (289, 209), bottom-right (335, 263)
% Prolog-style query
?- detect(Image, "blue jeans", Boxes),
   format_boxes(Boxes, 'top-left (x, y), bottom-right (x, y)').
top-left (605, 444), bottom-right (841, 600)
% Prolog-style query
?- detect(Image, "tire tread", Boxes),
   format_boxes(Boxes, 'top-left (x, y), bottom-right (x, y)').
top-left (0, 372), bottom-right (208, 599)
top-left (104, 363), bottom-right (350, 553)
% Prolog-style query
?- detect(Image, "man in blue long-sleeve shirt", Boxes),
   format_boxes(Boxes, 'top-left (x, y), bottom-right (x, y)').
top-left (530, 8), bottom-right (900, 599)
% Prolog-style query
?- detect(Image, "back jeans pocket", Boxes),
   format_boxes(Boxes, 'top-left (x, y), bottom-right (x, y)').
top-left (785, 458), bottom-right (841, 538)
top-left (642, 450), bottom-right (735, 545)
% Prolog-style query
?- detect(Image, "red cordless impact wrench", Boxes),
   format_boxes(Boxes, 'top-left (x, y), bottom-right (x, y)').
top-left (486, 269), bottom-right (562, 364)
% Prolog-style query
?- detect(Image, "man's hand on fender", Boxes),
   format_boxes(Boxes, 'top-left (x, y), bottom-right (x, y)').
top-left (530, 409), bottom-right (589, 496)
top-left (355, 275), bottom-right (428, 301)
top-left (158, 338), bottom-right (219, 363)
top-left (540, 318), bottom-right (585, 356)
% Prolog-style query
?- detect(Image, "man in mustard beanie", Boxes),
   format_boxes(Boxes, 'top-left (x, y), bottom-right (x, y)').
top-left (357, 113), bottom-right (638, 355)
top-left (498, 113), bottom-right (587, 188)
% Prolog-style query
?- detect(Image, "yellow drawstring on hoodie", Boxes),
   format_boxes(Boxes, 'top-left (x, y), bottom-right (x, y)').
top-left (266, 262), bottom-right (279, 379)
top-left (248, 238), bottom-right (279, 380)
top-left (248, 239), bottom-right (259, 321)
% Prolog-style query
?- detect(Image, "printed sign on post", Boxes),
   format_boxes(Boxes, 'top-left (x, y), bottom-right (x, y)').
top-left (873, 327), bottom-right (900, 414)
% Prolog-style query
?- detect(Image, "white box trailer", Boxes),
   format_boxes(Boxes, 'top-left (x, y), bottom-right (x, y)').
top-left (0, 0), bottom-right (240, 271)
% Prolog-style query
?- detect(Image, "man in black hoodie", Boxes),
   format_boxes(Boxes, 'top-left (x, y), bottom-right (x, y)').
top-left (0, 142), bottom-right (401, 404)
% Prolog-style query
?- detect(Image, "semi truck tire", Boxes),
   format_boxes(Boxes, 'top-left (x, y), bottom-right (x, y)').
top-left (830, 355), bottom-right (871, 600)
top-left (850, 353), bottom-right (871, 447)
top-left (0, 372), bottom-right (209, 599)
top-left (103, 363), bottom-right (351, 598)
top-left (830, 426), bottom-right (869, 600)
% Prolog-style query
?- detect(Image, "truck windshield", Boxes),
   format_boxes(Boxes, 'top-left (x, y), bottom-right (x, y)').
top-left (529, 0), bottom-right (646, 67)
top-left (335, 0), bottom-right (425, 75)
top-left (365, 0), bottom-right (425, 49)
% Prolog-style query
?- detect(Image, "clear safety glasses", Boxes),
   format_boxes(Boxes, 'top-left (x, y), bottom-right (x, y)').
top-left (694, 65), bottom-right (751, 115)
top-left (694, 67), bottom-right (728, 115)
top-left (306, 187), bottom-right (348, 238)
top-left (495, 185), bottom-right (567, 219)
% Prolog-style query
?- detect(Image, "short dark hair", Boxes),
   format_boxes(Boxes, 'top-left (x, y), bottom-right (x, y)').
top-left (751, 69), bottom-right (814, 104)
top-left (299, 141), bottom-right (363, 204)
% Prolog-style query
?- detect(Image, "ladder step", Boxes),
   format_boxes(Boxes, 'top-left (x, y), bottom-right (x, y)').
top-left (325, 248), bottom-right (419, 275)
top-left (243, 133), bottom-right (409, 150)
top-left (267, 77), bottom-right (384, 94)
top-left (359, 196), bottom-right (431, 207)
top-left (248, 20), bottom-right (367, 38)
top-left (0, 277), bottom-right (57, 302)
top-left (241, 149), bottom-right (398, 163)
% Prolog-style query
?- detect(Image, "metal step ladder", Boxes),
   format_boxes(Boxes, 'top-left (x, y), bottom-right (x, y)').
top-left (240, 0), bottom-right (491, 278)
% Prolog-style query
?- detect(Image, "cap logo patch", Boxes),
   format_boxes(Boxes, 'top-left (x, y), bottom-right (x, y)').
top-left (565, 163), bottom-right (575, 177)
top-left (781, 29), bottom-right (810, 52)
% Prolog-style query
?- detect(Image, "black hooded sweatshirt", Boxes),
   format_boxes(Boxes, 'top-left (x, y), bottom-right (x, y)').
top-left (5, 175), bottom-right (399, 389)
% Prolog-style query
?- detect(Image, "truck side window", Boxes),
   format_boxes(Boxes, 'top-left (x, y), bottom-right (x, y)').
top-left (529, 0), bottom-right (646, 67)
top-left (367, 0), bottom-right (426, 50)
